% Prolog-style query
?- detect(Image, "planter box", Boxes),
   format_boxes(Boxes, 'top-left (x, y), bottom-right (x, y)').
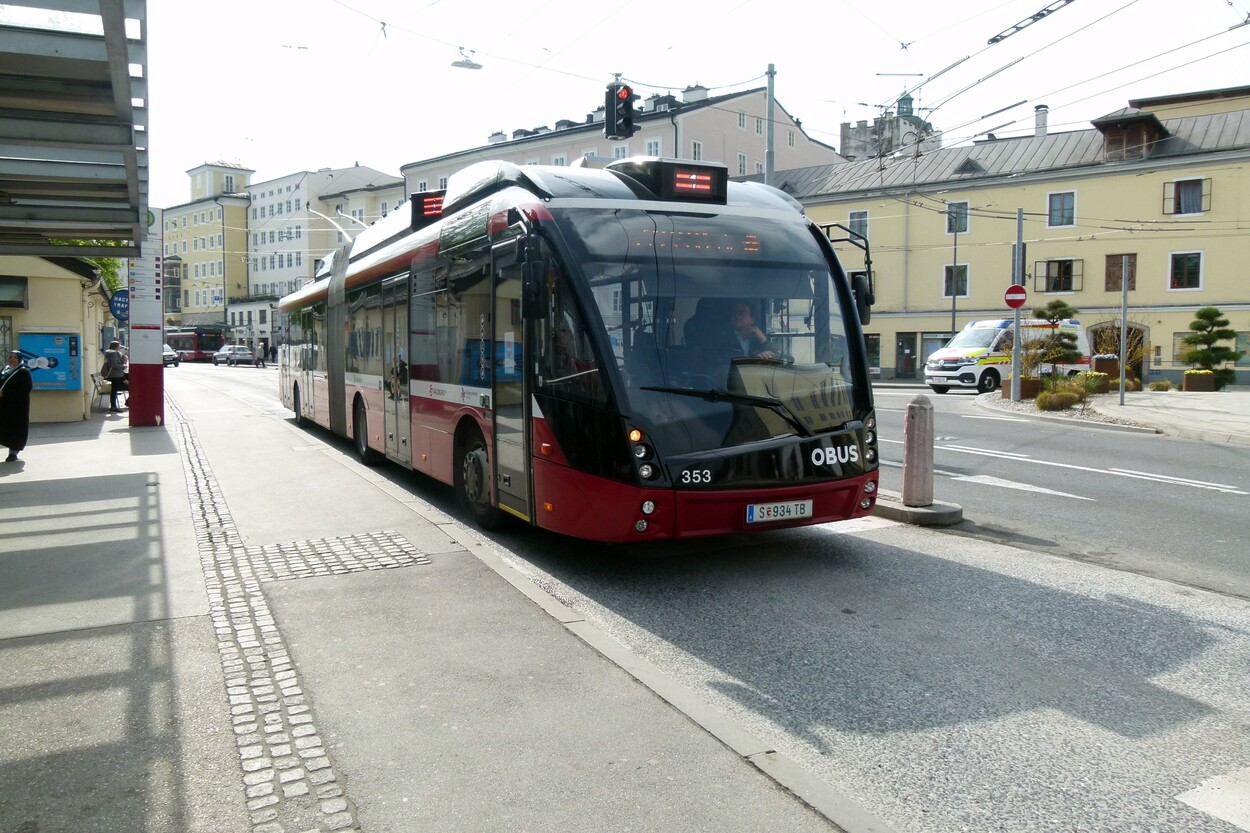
top-left (1092, 357), bottom-right (1119, 377)
top-left (1183, 374), bottom-right (1216, 392)
top-left (1003, 377), bottom-right (1042, 399)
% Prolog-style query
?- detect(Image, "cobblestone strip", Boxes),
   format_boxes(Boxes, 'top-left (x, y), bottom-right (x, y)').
top-left (170, 401), bottom-right (429, 833)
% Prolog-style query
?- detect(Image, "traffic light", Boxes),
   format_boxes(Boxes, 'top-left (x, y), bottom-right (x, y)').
top-left (605, 82), bottom-right (635, 140)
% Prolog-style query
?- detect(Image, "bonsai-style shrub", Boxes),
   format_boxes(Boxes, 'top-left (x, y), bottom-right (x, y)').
top-left (1181, 307), bottom-right (1241, 390)
top-left (1030, 299), bottom-right (1082, 390)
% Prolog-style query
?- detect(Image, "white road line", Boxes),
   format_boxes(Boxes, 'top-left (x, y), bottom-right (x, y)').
top-left (1177, 767), bottom-right (1250, 831)
top-left (962, 414), bottom-right (1031, 422)
top-left (879, 440), bottom-right (1248, 495)
top-left (950, 475), bottom-right (1094, 500)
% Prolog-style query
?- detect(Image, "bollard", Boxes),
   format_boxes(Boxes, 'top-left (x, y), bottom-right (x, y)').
top-left (901, 394), bottom-right (934, 507)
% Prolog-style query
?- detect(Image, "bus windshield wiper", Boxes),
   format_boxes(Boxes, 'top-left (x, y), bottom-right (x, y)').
top-left (640, 386), bottom-right (812, 437)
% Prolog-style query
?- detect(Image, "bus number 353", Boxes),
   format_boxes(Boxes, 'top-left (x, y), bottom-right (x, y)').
top-left (681, 469), bottom-right (713, 484)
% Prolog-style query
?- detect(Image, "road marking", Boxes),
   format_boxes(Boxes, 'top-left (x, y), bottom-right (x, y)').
top-left (950, 475), bottom-right (1094, 500)
top-left (879, 440), bottom-right (1248, 495)
top-left (962, 414), bottom-right (1031, 422)
top-left (1177, 766), bottom-right (1250, 831)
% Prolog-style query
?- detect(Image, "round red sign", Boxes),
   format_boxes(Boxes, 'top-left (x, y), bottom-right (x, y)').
top-left (1004, 284), bottom-right (1028, 309)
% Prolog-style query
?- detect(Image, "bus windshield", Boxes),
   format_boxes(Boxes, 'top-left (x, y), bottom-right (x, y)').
top-left (548, 207), bottom-right (860, 454)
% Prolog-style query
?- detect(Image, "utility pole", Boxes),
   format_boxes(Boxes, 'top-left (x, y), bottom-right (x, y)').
top-left (949, 204), bottom-right (959, 337)
top-left (765, 63), bottom-right (776, 186)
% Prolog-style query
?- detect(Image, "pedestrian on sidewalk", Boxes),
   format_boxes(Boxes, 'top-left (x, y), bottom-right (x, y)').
top-left (0, 350), bottom-right (33, 462)
top-left (254, 343), bottom-right (267, 368)
top-left (102, 340), bottom-right (128, 411)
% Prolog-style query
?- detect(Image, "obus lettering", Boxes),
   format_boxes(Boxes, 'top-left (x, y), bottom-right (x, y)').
top-left (810, 445), bottom-right (860, 467)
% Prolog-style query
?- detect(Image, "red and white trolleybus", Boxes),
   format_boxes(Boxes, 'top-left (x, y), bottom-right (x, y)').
top-left (277, 157), bottom-right (880, 542)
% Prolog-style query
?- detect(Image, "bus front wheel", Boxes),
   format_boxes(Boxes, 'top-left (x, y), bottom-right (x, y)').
top-left (457, 427), bottom-right (506, 531)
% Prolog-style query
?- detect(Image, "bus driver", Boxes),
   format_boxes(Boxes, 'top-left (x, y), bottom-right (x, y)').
top-left (728, 300), bottom-right (776, 360)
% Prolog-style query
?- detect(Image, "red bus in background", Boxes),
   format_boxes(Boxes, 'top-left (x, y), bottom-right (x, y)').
top-left (278, 157), bottom-right (879, 543)
top-left (165, 326), bottom-right (226, 362)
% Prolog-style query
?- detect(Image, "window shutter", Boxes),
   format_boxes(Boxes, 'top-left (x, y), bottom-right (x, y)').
top-left (1202, 177), bottom-right (1212, 212)
top-left (1162, 181), bottom-right (1175, 215)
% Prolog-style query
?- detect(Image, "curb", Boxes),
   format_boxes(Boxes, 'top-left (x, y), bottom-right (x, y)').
top-left (873, 490), bottom-right (963, 526)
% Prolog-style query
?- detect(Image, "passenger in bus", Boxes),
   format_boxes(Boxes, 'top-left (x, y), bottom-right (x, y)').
top-left (728, 301), bottom-right (777, 359)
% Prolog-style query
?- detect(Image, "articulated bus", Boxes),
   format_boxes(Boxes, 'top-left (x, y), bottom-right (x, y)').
top-left (277, 157), bottom-right (879, 542)
top-left (165, 326), bottom-right (226, 362)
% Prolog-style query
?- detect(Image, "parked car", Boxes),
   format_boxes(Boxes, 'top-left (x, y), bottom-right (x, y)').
top-left (162, 343), bottom-right (180, 367)
top-left (212, 345), bottom-right (255, 366)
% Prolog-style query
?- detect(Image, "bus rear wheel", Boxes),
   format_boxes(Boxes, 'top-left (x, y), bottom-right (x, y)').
top-left (354, 401), bottom-right (381, 466)
top-left (457, 427), bottom-right (506, 531)
top-left (292, 386), bottom-right (305, 428)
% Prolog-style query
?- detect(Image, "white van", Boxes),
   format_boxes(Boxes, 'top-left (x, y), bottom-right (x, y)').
top-left (923, 318), bottom-right (1090, 394)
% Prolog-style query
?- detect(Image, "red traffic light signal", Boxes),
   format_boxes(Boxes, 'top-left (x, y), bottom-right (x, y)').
top-left (605, 82), bottom-right (635, 140)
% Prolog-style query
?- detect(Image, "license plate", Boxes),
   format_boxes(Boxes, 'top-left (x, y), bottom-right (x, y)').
top-left (746, 499), bottom-right (813, 524)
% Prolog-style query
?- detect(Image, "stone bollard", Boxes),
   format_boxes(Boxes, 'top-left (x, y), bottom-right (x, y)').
top-left (901, 394), bottom-right (934, 507)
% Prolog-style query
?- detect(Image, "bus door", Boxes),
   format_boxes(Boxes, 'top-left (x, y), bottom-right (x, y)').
top-left (491, 238), bottom-right (530, 522)
top-left (382, 277), bottom-right (410, 464)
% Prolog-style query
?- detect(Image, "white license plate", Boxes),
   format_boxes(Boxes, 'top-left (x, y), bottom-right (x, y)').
top-left (746, 499), bottom-right (813, 524)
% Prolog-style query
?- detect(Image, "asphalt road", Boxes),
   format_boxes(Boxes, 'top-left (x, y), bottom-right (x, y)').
top-left (872, 388), bottom-right (1250, 600)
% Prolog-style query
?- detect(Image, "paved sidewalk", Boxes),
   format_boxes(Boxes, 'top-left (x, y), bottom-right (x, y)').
top-left (0, 380), bottom-right (885, 833)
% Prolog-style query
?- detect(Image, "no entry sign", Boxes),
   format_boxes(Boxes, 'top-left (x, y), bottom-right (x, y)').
top-left (1004, 284), bottom-right (1028, 309)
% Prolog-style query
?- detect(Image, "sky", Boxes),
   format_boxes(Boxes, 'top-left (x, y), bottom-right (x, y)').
top-left (130, 0), bottom-right (1250, 208)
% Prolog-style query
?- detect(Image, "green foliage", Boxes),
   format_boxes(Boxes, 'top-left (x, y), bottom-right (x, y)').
top-left (1036, 390), bottom-right (1080, 411)
top-left (1149, 380), bottom-right (1173, 391)
top-left (1181, 307), bottom-right (1241, 390)
top-left (1110, 376), bottom-right (1140, 392)
top-left (49, 239), bottom-right (126, 292)
top-left (1026, 299), bottom-right (1081, 381)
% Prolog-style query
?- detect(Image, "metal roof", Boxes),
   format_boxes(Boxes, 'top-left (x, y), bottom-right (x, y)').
top-left (0, 0), bottom-right (148, 257)
top-left (767, 109), bottom-right (1250, 203)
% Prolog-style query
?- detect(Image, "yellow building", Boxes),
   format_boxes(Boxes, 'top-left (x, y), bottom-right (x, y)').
top-left (789, 86), bottom-right (1250, 387)
top-left (163, 163), bottom-right (253, 328)
top-left (0, 256), bottom-right (112, 422)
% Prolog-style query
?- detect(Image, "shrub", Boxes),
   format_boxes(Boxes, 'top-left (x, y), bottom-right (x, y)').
top-left (1110, 376), bottom-right (1140, 392)
top-left (1036, 390), bottom-right (1080, 411)
top-left (1149, 380), bottom-right (1173, 391)
top-left (1181, 307), bottom-right (1241, 390)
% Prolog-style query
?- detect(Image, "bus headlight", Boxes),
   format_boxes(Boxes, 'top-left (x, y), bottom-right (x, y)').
top-left (641, 500), bottom-right (655, 515)
top-left (864, 448), bottom-right (876, 463)
top-left (863, 481), bottom-right (876, 494)
top-left (633, 443), bottom-right (651, 459)
top-left (638, 463), bottom-right (656, 480)
top-left (634, 519), bottom-right (649, 533)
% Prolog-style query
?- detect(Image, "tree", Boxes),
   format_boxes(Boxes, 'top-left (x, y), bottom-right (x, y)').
top-left (51, 239), bottom-right (126, 292)
top-left (1182, 306), bottom-right (1241, 390)
top-left (1030, 299), bottom-right (1081, 388)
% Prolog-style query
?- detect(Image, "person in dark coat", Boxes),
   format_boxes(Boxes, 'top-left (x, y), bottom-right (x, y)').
top-left (726, 300), bottom-right (777, 359)
top-left (102, 340), bottom-right (128, 411)
top-left (0, 350), bottom-right (33, 462)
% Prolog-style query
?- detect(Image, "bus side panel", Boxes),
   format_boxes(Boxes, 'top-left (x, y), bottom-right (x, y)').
top-left (412, 392), bottom-right (488, 486)
top-left (312, 372), bottom-right (333, 431)
top-left (343, 377), bottom-right (386, 451)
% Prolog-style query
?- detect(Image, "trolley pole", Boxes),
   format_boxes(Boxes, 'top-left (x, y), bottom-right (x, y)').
top-left (765, 63), bottom-right (776, 186)
top-left (1011, 208), bottom-right (1024, 402)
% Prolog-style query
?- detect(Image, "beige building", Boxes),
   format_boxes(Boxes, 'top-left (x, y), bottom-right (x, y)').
top-left (401, 85), bottom-right (843, 195)
top-left (0, 256), bottom-right (112, 422)
top-left (784, 85), bottom-right (1250, 385)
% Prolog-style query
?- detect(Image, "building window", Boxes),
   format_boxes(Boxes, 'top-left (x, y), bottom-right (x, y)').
top-left (417, 180), bottom-right (428, 192)
top-left (1048, 191), bottom-right (1075, 227)
top-left (1163, 178), bottom-right (1210, 215)
top-left (613, 145), bottom-right (628, 159)
top-left (1104, 254), bottom-right (1136, 292)
top-left (552, 155), bottom-right (566, 167)
top-left (610, 287), bottom-right (622, 313)
top-left (1036, 258), bottom-right (1082, 292)
top-left (755, 118), bottom-right (763, 135)
top-left (849, 210), bottom-right (868, 240)
top-left (944, 265), bottom-right (968, 298)
top-left (946, 202), bottom-right (968, 235)
top-left (381, 201), bottom-right (388, 216)
top-left (438, 177), bottom-right (448, 189)
top-left (1169, 251), bottom-right (1202, 290)
top-left (691, 140), bottom-right (702, 161)
top-left (738, 112), bottom-right (745, 129)
top-left (737, 153), bottom-right (747, 176)
top-left (755, 162), bottom-right (764, 174)
top-left (645, 139), bottom-right (661, 156)
top-left (788, 130), bottom-right (795, 147)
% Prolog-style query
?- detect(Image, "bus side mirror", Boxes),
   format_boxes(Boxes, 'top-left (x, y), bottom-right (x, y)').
top-left (852, 271), bottom-right (873, 325)
top-left (521, 260), bottom-right (546, 320)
